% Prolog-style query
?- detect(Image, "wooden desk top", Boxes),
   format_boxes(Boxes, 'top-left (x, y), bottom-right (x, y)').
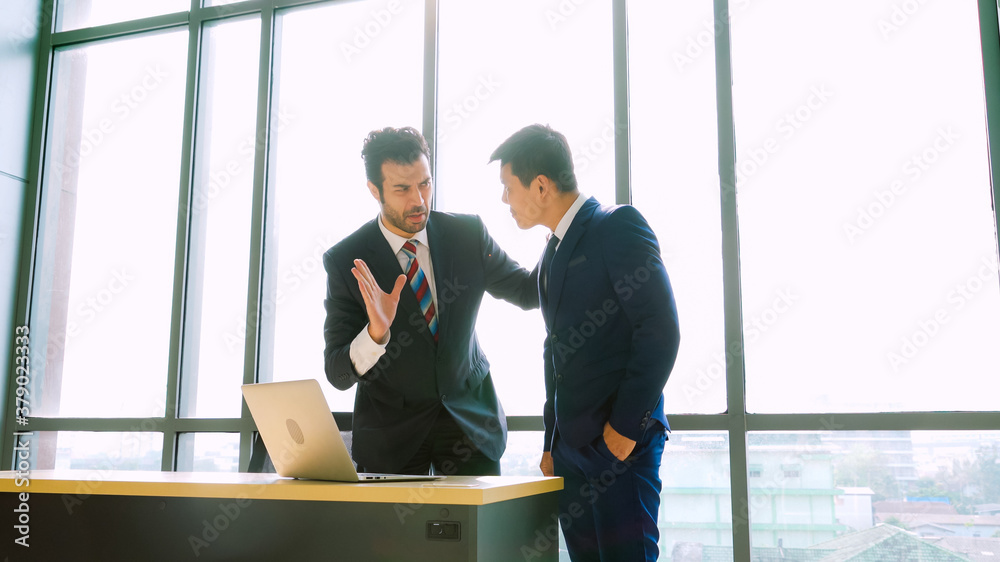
top-left (0, 470), bottom-right (562, 506)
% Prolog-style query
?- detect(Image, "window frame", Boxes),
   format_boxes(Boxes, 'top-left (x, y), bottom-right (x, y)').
top-left (3, 1), bottom-right (999, 558)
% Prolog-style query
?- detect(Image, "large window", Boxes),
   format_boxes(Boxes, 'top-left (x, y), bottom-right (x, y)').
top-left (731, 0), bottom-right (1000, 415)
top-left (6, 0), bottom-right (1000, 557)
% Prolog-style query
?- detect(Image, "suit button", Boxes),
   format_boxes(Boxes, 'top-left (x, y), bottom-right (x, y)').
top-left (551, 334), bottom-right (559, 343)
top-left (556, 374), bottom-right (563, 382)
top-left (441, 394), bottom-right (447, 401)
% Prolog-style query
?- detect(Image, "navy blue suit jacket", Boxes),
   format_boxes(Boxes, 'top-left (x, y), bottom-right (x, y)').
top-left (323, 212), bottom-right (538, 472)
top-left (541, 197), bottom-right (680, 451)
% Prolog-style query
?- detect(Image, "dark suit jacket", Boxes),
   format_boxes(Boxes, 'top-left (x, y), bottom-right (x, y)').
top-left (323, 211), bottom-right (538, 472)
top-left (541, 197), bottom-right (680, 451)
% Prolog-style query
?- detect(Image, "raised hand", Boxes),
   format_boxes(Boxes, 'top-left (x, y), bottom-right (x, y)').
top-left (351, 258), bottom-right (407, 344)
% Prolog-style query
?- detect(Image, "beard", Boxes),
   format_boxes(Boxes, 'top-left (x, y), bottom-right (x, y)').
top-left (381, 203), bottom-right (428, 235)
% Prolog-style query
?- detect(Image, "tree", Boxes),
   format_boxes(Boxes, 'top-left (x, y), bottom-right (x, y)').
top-left (835, 445), bottom-right (900, 501)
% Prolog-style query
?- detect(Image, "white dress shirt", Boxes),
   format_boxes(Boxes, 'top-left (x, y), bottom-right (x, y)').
top-left (552, 192), bottom-right (589, 249)
top-left (349, 216), bottom-right (438, 375)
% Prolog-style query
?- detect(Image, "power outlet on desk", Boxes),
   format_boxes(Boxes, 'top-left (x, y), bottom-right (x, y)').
top-left (426, 520), bottom-right (461, 541)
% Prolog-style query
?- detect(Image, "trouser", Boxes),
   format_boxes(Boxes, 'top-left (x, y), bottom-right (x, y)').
top-left (363, 408), bottom-right (501, 476)
top-left (551, 422), bottom-right (666, 561)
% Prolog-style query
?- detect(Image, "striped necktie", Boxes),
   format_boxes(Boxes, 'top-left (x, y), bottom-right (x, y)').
top-left (400, 240), bottom-right (438, 342)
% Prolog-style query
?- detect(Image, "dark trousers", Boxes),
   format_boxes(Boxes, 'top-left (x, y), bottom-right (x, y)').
top-left (361, 408), bottom-right (501, 476)
top-left (551, 423), bottom-right (666, 561)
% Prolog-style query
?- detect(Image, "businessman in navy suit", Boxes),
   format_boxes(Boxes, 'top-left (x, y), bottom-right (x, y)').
top-left (491, 124), bottom-right (680, 560)
top-left (323, 127), bottom-right (538, 475)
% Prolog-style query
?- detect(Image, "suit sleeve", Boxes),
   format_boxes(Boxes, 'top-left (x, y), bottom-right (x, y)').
top-left (602, 206), bottom-right (681, 441)
top-left (323, 249), bottom-right (369, 391)
top-left (477, 216), bottom-right (540, 310)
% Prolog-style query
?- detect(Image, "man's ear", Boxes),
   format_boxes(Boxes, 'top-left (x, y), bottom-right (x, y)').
top-left (535, 174), bottom-right (556, 197)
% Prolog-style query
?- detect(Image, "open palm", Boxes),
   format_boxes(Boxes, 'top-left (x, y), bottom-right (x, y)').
top-left (351, 258), bottom-right (407, 343)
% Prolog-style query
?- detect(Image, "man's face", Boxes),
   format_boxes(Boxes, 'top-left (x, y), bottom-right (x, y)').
top-left (500, 163), bottom-right (543, 230)
top-left (369, 154), bottom-right (433, 237)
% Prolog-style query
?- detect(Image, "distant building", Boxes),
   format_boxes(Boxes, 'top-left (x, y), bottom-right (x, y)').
top-left (671, 524), bottom-right (973, 561)
top-left (874, 513), bottom-right (1000, 538)
top-left (836, 487), bottom-right (875, 531)
top-left (926, 536), bottom-right (1000, 562)
top-left (660, 432), bottom-right (846, 553)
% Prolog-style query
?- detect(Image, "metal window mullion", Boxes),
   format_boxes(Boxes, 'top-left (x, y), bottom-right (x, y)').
top-left (238, 5), bottom-right (277, 471)
top-left (2, 0), bottom-right (56, 468)
top-left (977, 0), bottom-right (1000, 261)
top-left (422, 0), bottom-right (439, 203)
top-left (162, 0), bottom-right (206, 472)
top-left (612, 0), bottom-right (630, 206)
top-left (23, 417), bottom-right (248, 433)
top-left (746, 411), bottom-right (1000, 432)
top-left (711, 0), bottom-right (751, 559)
top-left (50, 11), bottom-right (190, 47)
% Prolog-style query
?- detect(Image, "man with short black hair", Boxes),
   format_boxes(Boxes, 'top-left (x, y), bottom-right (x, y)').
top-left (491, 123), bottom-right (680, 560)
top-left (323, 126), bottom-right (538, 476)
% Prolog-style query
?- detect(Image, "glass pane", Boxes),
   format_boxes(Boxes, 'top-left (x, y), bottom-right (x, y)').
top-left (266, 1), bottom-right (424, 411)
top-left (731, 0), bottom-right (1000, 413)
top-left (661, 432), bottom-right (734, 561)
top-left (747, 430), bottom-right (1000, 557)
top-left (180, 16), bottom-right (261, 418)
top-left (176, 432), bottom-right (240, 472)
top-left (32, 30), bottom-right (188, 417)
top-left (57, 0), bottom-right (189, 32)
top-left (29, 431), bottom-right (162, 471)
top-left (499, 430), bottom-right (546, 477)
top-left (628, 0), bottom-right (726, 415)
top-left (436, 0), bottom-right (614, 416)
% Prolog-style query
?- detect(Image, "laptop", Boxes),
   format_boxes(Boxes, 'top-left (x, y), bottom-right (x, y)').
top-left (241, 379), bottom-right (442, 482)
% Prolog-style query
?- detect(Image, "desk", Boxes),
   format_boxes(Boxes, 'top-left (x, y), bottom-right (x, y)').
top-left (0, 469), bottom-right (562, 561)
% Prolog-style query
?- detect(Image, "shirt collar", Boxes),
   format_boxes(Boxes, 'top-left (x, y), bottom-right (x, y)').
top-left (376, 214), bottom-right (430, 254)
top-left (552, 192), bottom-right (588, 241)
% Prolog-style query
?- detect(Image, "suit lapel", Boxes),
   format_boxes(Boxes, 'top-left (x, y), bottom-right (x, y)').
top-left (544, 197), bottom-right (600, 328)
top-left (425, 214), bottom-right (449, 343)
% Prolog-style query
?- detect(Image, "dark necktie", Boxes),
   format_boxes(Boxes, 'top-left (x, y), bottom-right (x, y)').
top-left (541, 233), bottom-right (560, 296)
top-left (400, 240), bottom-right (439, 342)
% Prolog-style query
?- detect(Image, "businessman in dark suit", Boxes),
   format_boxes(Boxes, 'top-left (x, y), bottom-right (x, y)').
top-left (323, 126), bottom-right (538, 476)
top-left (491, 124), bottom-right (680, 560)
